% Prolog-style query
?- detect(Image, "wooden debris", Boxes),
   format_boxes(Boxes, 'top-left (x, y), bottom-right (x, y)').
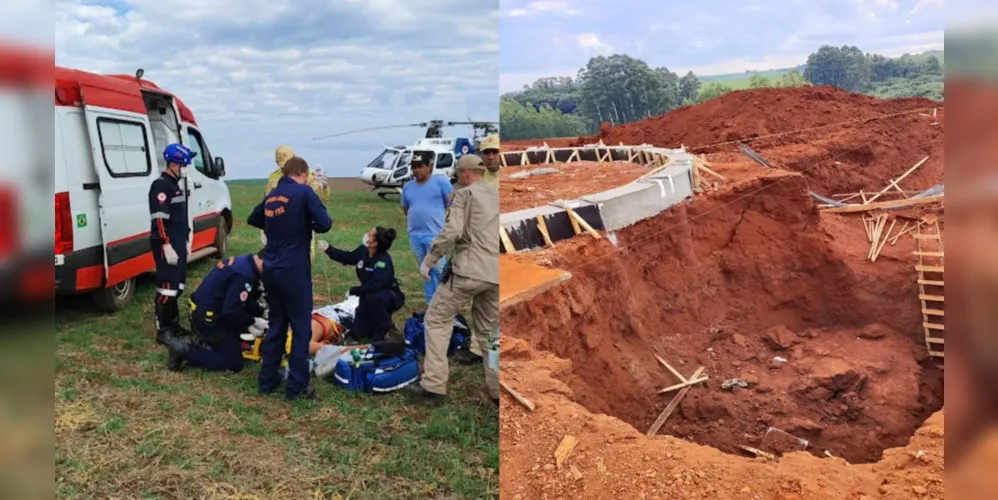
top-left (822, 195), bottom-right (943, 213)
top-left (739, 445), bottom-right (776, 460)
top-left (647, 366), bottom-right (706, 436)
top-left (570, 465), bottom-right (583, 480)
top-left (868, 215), bottom-right (886, 260)
top-left (535, 215), bottom-right (554, 248)
top-left (871, 218), bottom-right (897, 262)
top-left (499, 225), bottom-right (516, 254)
top-left (655, 354), bottom-right (687, 384)
top-left (554, 435), bottom-right (579, 468)
top-left (657, 375), bottom-right (709, 394)
top-left (865, 156), bottom-right (929, 204)
top-left (633, 160), bottom-right (674, 182)
top-left (890, 221), bottom-right (910, 246)
top-left (567, 208), bottom-right (601, 239)
top-left (500, 380), bottom-right (535, 412)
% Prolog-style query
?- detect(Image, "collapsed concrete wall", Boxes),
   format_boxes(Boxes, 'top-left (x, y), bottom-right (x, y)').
top-left (500, 146), bottom-right (696, 253)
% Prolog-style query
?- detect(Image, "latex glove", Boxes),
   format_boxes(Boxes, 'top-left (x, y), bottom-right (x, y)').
top-left (318, 240), bottom-right (330, 251)
top-left (163, 244), bottom-right (179, 265)
top-left (253, 317), bottom-right (269, 332)
top-left (419, 262), bottom-right (431, 281)
top-left (260, 232), bottom-right (267, 246)
top-left (262, 308), bottom-right (269, 320)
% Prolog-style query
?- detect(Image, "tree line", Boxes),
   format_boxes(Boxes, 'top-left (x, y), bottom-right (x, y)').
top-left (500, 46), bottom-right (943, 142)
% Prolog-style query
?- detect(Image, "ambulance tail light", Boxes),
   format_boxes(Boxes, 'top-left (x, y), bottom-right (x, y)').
top-left (55, 191), bottom-right (73, 255)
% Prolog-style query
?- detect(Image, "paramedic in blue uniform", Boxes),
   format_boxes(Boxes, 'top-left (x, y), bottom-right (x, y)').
top-left (149, 143), bottom-right (194, 346)
top-left (161, 251), bottom-right (269, 373)
top-left (248, 156), bottom-right (333, 401)
top-left (318, 226), bottom-right (404, 342)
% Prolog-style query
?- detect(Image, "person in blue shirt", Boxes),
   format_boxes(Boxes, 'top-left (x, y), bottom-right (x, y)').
top-left (161, 251), bottom-right (268, 373)
top-left (318, 226), bottom-right (405, 342)
top-left (401, 151), bottom-right (452, 307)
top-left (247, 156), bottom-right (333, 401)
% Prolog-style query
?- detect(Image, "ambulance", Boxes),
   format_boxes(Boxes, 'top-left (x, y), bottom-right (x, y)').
top-left (54, 66), bottom-right (233, 312)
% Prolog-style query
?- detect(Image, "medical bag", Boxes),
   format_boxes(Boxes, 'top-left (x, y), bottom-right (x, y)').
top-left (331, 343), bottom-right (420, 393)
top-left (402, 312), bottom-right (470, 357)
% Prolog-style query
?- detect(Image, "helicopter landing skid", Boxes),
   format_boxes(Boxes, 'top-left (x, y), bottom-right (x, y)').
top-left (374, 186), bottom-right (403, 201)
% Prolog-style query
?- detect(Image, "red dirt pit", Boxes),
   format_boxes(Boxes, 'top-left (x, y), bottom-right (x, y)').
top-left (501, 161), bottom-right (650, 213)
top-left (499, 173), bottom-right (944, 499)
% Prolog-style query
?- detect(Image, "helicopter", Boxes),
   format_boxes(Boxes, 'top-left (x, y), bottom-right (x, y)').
top-left (313, 120), bottom-right (498, 200)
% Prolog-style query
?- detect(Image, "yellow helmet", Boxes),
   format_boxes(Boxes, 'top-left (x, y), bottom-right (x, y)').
top-left (275, 145), bottom-right (294, 169)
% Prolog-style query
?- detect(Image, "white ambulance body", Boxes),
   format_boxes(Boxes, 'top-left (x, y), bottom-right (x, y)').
top-left (54, 66), bottom-right (233, 311)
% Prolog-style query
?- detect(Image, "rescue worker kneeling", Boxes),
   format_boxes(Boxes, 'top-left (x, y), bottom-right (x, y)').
top-left (162, 251), bottom-right (269, 372)
top-left (318, 226), bottom-right (405, 343)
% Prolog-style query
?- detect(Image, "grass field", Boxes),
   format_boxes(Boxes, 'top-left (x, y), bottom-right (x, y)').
top-left (55, 180), bottom-right (498, 499)
top-left (700, 68), bottom-right (791, 89)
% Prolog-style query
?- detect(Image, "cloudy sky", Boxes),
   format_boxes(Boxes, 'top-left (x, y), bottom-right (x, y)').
top-left (500, 0), bottom-right (955, 94)
top-left (53, 0), bottom-right (499, 179)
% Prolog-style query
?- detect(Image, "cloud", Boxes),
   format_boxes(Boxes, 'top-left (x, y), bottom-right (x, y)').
top-left (503, 0), bottom-right (579, 17)
top-left (55, 0), bottom-right (499, 179)
top-left (577, 33), bottom-right (612, 55)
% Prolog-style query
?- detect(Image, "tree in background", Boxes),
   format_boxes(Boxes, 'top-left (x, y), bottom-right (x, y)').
top-left (576, 55), bottom-right (679, 127)
top-left (777, 69), bottom-right (808, 87)
top-left (749, 73), bottom-right (771, 88)
top-left (499, 99), bottom-right (587, 141)
top-left (804, 45), bottom-right (871, 92)
top-left (698, 82), bottom-right (734, 102)
top-left (678, 71), bottom-right (701, 104)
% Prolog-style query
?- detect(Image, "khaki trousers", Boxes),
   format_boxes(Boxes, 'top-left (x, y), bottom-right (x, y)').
top-left (420, 274), bottom-right (499, 398)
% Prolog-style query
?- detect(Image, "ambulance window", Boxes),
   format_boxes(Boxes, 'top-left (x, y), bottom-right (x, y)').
top-left (436, 153), bottom-right (454, 170)
top-left (96, 118), bottom-right (152, 178)
top-left (186, 128), bottom-right (216, 178)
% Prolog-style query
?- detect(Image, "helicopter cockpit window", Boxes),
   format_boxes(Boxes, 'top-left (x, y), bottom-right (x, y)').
top-left (366, 149), bottom-right (401, 170)
top-left (435, 153), bottom-right (454, 170)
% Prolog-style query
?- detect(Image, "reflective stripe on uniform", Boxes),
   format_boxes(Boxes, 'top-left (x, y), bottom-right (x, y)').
top-left (171, 195), bottom-right (186, 203)
top-left (151, 212), bottom-right (170, 219)
top-left (178, 283), bottom-right (185, 290)
top-left (157, 288), bottom-right (179, 297)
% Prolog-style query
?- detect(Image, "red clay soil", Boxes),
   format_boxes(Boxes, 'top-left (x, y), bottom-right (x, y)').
top-left (498, 174), bottom-right (944, 498)
top-left (553, 86), bottom-right (945, 197)
top-left (501, 161), bottom-right (650, 213)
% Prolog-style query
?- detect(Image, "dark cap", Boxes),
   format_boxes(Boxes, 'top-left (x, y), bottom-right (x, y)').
top-left (411, 150), bottom-right (433, 166)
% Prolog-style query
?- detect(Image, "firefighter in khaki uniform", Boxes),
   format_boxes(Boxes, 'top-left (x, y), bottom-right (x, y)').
top-left (405, 154), bottom-right (500, 406)
top-left (263, 145), bottom-right (325, 262)
top-left (479, 134), bottom-right (501, 190)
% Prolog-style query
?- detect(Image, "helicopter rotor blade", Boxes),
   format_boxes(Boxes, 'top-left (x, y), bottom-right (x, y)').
top-left (312, 123), bottom-right (423, 141)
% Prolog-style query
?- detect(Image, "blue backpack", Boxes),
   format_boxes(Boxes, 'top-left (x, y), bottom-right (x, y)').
top-left (331, 346), bottom-right (420, 393)
top-left (403, 312), bottom-right (470, 357)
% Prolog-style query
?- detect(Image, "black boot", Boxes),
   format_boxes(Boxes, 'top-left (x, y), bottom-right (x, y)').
top-left (454, 349), bottom-right (483, 366)
top-left (285, 385), bottom-right (316, 402)
top-left (164, 337), bottom-right (190, 372)
top-left (402, 382), bottom-right (444, 402)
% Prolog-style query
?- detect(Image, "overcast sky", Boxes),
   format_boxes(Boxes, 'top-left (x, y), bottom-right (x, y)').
top-left (54, 0), bottom-right (499, 179)
top-left (500, 0), bottom-right (951, 94)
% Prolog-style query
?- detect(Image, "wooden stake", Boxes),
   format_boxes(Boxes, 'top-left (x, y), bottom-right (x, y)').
top-left (633, 161), bottom-right (673, 182)
top-left (648, 367), bottom-right (705, 436)
top-left (865, 157), bottom-right (930, 204)
top-left (890, 221), bottom-right (909, 245)
top-left (499, 225), bottom-right (517, 254)
top-left (868, 215), bottom-right (886, 259)
top-left (693, 157), bottom-right (726, 180)
top-left (566, 208), bottom-right (601, 239)
top-left (500, 380), bottom-right (535, 412)
top-left (890, 221), bottom-right (918, 245)
top-left (859, 189), bottom-right (868, 204)
top-left (658, 376), bottom-right (709, 394)
top-left (740, 445), bottom-right (776, 460)
top-left (872, 218), bottom-right (896, 262)
top-left (863, 216), bottom-right (872, 242)
top-left (536, 215), bottom-right (554, 248)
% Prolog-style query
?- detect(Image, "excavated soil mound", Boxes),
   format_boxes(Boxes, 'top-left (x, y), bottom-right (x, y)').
top-left (566, 86), bottom-right (944, 196)
top-left (500, 161), bottom-right (650, 213)
top-left (501, 173), bottom-right (943, 466)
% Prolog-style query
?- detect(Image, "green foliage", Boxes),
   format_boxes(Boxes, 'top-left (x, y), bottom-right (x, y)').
top-left (777, 69), bottom-right (809, 88)
top-left (804, 45), bottom-right (872, 91)
top-left (697, 82), bottom-right (734, 103)
top-left (678, 71), bottom-right (701, 103)
top-left (575, 55), bottom-right (679, 126)
top-left (499, 99), bottom-right (588, 141)
top-left (748, 73), bottom-right (771, 88)
top-left (867, 73), bottom-right (944, 101)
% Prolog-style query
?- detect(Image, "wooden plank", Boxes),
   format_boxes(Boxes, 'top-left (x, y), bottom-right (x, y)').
top-left (929, 350), bottom-right (945, 358)
top-left (919, 294), bottom-right (945, 302)
top-left (916, 265), bottom-right (944, 273)
top-left (918, 279), bottom-right (944, 286)
top-left (922, 308), bottom-right (945, 316)
top-left (913, 251), bottom-right (944, 257)
top-left (499, 225), bottom-right (517, 254)
top-left (872, 218), bottom-right (896, 261)
top-left (822, 195), bottom-right (944, 213)
top-left (865, 156), bottom-right (930, 204)
top-left (739, 446), bottom-right (776, 460)
top-left (654, 355), bottom-right (688, 384)
top-left (924, 322), bottom-right (945, 330)
top-left (499, 380), bottom-right (535, 412)
top-left (647, 367), bottom-right (705, 436)
top-left (566, 208), bottom-right (602, 239)
top-left (657, 375), bottom-right (709, 394)
top-left (633, 161), bottom-right (673, 183)
top-left (926, 337), bottom-right (945, 344)
top-left (499, 257), bottom-right (573, 311)
top-left (535, 215), bottom-right (554, 248)
top-left (692, 157), bottom-right (726, 180)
